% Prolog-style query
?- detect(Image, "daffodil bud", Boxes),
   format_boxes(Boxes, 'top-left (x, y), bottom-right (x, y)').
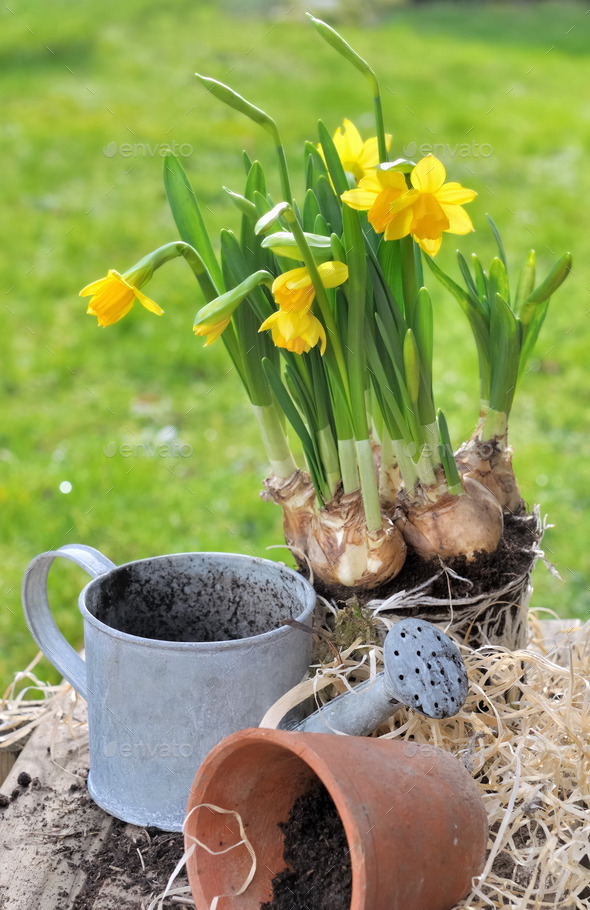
top-left (330, 233), bottom-right (347, 264)
top-left (514, 249), bottom-right (536, 314)
top-left (261, 231), bottom-right (333, 261)
top-left (520, 252), bottom-right (572, 326)
top-left (307, 14), bottom-right (378, 90)
top-left (255, 202), bottom-right (293, 235)
top-left (403, 329), bottom-right (421, 404)
top-left (196, 74), bottom-right (277, 137)
top-left (194, 270), bottom-right (273, 328)
top-left (223, 187), bottom-right (258, 220)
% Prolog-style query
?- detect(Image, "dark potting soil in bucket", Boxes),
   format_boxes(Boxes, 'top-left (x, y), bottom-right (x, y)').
top-left (86, 560), bottom-right (300, 642)
top-left (262, 779), bottom-right (352, 910)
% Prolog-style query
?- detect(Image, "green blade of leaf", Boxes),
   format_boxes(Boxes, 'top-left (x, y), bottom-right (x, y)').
top-left (518, 299), bottom-right (550, 379)
top-left (262, 357), bottom-right (326, 499)
top-left (303, 188), bottom-right (321, 232)
top-left (436, 409), bottom-right (462, 493)
top-left (163, 154), bottom-right (224, 293)
top-left (489, 292), bottom-right (520, 416)
top-left (315, 173), bottom-right (343, 235)
top-left (403, 329), bottom-right (420, 405)
top-left (471, 254), bottom-right (490, 317)
top-left (456, 251), bottom-right (479, 302)
top-left (514, 249), bottom-right (536, 316)
top-left (317, 119), bottom-right (349, 197)
top-left (489, 257), bottom-right (511, 309)
top-left (520, 252), bottom-right (572, 325)
top-left (486, 214), bottom-right (507, 269)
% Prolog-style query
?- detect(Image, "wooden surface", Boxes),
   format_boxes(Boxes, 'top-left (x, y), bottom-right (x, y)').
top-left (0, 695), bottom-right (117, 910)
top-left (0, 618), bottom-right (586, 910)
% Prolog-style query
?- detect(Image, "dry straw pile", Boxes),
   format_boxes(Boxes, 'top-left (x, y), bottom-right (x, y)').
top-left (2, 617), bottom-right (589, 908)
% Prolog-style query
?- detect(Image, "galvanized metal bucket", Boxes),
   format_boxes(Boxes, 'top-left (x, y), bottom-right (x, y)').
top-left (21, 545), bottom-right (316, 831)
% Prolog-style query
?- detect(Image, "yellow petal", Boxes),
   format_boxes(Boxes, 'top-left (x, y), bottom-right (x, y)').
top-left (436, 181), bottom-right (477, 205)
top-left (88, 295), bottom-right (134, 327)
top-left (79, 269), bottom-right (124, 298)
top-left (411, 155), bottom-right (446, 194)
top-left (341, 185), bottom-right (379, 212)
top-left (383, 207), bottom-right (415, 242)
top-left (440, 203), bottom-right (475, 235)
top-left (416, 235), bottom-right (443, 257)
top-left (358, 133), bottom-right (392, 173)
top-left (335, 119), bottom-right (363, 159)
top-left (376, 169), bottom-right (408, 191)
top-left (134, 286), bottom-right (164, 315)
top-left (194, 316), bottom-right (230, 346)
top-left (272, 267), bottom-right (309, 295)
top-left (317, 261), bottom-right (349, 289)
top-left (259, 310), bottom-right (281, 333)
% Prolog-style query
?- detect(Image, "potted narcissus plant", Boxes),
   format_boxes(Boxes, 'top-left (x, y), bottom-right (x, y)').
top-left (81, 15), bottom-right (571, 649)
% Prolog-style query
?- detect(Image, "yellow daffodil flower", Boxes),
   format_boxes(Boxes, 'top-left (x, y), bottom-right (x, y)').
top-left (260, 261), bottom-right (348, 356)
top-left (193, 316), bottom-right (231, 346)
top-left (81, 269), bottom-right (163, 327)
top-left (259, 307), bottom-right (327, 355)
top-left (342, 154), bottom-right (476, 256)
top-left (271, 261), bottom-right (349, 312)
top-left (319, 119), bottom-right (392, 183)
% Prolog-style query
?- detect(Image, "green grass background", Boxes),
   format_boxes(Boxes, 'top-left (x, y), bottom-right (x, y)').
top-left (1, 0), bottom-right (589, 686)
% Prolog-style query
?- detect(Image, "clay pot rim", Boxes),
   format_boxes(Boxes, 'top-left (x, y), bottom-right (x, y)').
top-left (185, 727), bottom-right (378, 897)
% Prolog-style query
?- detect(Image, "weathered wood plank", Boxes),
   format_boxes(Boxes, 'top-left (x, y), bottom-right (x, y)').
top-left (0, 694), bottom-right (116, 910)
top-left (0, 748), bottom-right (18, 788)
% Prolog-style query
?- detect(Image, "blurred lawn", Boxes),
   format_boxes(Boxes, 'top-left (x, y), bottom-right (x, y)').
top-left (1, 0), bottom-right (589, 686)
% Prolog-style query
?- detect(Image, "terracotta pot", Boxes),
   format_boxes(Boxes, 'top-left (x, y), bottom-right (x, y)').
top-left (184, 728), bottom-right (488, 910)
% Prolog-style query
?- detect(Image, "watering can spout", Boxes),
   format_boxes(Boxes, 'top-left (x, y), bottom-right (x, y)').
top-left (287, 618), bottom-right (469, 737)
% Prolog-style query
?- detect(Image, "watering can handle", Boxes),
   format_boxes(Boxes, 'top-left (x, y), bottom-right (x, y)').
top-left (21, 544), bottom-right (116, 700)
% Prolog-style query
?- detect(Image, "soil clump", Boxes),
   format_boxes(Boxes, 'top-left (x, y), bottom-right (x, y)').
top-left (262, 779), bottom-right (352, 910)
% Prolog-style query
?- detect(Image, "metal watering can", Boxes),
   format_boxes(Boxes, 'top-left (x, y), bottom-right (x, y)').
top-left (21, 545), bottom-right (316, 831)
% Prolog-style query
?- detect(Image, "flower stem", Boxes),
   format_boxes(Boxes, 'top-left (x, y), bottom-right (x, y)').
top-left (400, 235), bottom-right (419, 323)
top-left (285, 212), bottom-right (349, 393)
top-left (317, 424), bottom-right (341, 497)
top-left (374, 92), bottom-right (388, 165)
top-left (482, 408), bottom-right (508, 445)
top-left (338, 437), bottom-right (359, 493)
top-left (252, 403), bottom-right (297, 478)
top-left (355, 438), bottom-right (382, 531)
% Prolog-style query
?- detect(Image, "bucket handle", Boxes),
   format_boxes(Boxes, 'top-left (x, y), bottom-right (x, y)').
top-left (21, 544), bottom-right (116, 700)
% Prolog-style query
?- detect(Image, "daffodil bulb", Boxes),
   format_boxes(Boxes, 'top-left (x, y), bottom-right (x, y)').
top-left (455, 435), bottom-right (523, 514)
top-left (261, 470), bottom-right (316, 557)
top-left (306, 490), bottom-right (407, 590)
top-left (395, 475), bottom-right (503, 562)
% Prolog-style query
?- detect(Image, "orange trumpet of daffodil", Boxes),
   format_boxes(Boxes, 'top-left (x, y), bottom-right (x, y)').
top-left (342, 154), bottom-right (476, 256)
top-left (259, 260), bottom-right (348, 355)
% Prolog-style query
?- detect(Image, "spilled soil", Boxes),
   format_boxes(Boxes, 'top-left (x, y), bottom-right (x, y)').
top-left (262, 779), bottom-right (352, 910)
